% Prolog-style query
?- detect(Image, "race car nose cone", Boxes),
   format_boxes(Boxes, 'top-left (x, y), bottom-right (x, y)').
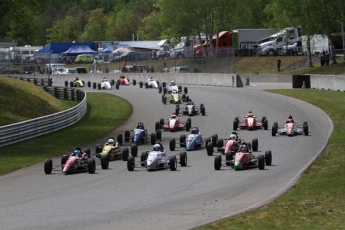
top-left (234, 162), bottom-right (242, 170)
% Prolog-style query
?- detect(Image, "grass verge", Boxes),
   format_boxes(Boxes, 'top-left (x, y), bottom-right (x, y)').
top-left (196, 89), bottom-right (345, 230)
top-left (0, 92), bottom-right (132, 175)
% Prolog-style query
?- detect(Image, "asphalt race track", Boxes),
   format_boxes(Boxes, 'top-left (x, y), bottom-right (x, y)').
top-left (0, 82), bottom-right (332, 230)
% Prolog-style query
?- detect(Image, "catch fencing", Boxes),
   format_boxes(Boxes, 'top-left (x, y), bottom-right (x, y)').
top-left (0, 77), bottom-right (87, 148)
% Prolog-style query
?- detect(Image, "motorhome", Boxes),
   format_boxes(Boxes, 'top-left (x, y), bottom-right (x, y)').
top-left (169, 35), bottom-right (206, 58)
top-left (9, 45), bottom-right (43, 61)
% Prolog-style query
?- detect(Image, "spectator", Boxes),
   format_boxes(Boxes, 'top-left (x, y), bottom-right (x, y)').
top-left (277, 59), bottom-right (281, 72)
top-left (150, 65), bottom-right (155, 73)
top-left (325, 51), bottom-right (330, 66)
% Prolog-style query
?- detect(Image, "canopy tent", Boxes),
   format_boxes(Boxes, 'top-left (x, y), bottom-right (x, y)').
top-left (101, 46), bottom-right (113, 53)
top-left (36, 42), bottom-right (98, 54)
top-left (112, 47), bottom-right (132, 54)
top-left (62, 46), bottom-right (97, 54)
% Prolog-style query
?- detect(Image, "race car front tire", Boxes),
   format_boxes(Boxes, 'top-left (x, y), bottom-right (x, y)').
top-left (140, 152), bottom-right (148, 167)
top-left (150, 133), bottom-right (157, 145)
top-left (88, 158), bottom-right (96, 174)
top-left (127, 156), bottom-right (135, 171)
top-left (214, 155), bottom-right (222, 170)
top-left (61, 155), bottom-right (69, 170)
top-left (179, 135), bottom-right (186, 147)
top-left (206, 142), bottom-right (214, 156)
top-left (180, 152), bottom-right (187, 166)
top-left (122, 148), bottom-right (129, 161)
top-left (117, 134), bottom-right (123, 146)
top-left (131, 144), bottom-right (138, 157)
top-left (265, 150), bottom-right (272, 166)
top-left (169, 138), bottom-right (176, 151)
top-left (101, 154), bottom-right (109, 169)
top-left (258, 155), bottom-right (265, 170)
top-left (169, 156), bottom-right (177, 171)
top-left (125, 130), bottom-right (130, 142)
top-left (252, 138), bottom-right (258, 151)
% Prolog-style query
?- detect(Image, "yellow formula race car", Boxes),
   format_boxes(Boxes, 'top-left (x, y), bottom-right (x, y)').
top-left (95, 134), bottom-right (138, 169)
top-left (162, 90), bottom-right (186, 104)
top-left (71, 78), bottom-right (84, 87)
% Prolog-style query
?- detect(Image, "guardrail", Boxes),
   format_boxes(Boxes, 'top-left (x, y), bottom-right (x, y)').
top-left (0, 77), bottom-right (87, 148)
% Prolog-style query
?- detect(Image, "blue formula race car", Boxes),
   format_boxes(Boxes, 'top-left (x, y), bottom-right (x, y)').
top-left (169, 127), bottom-right (218, 151)
top-left (124, 122), bottom-right (162, 145)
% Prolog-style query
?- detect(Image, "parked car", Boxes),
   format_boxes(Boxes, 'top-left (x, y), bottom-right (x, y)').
top-left (68, 67), bottom-right (87, 74)
top-left (75, 54), bottom-right (94, 64)
top-left (169, 66), bottom-right (191, 73)
top-left (120, 52), bottom-right (142, 62)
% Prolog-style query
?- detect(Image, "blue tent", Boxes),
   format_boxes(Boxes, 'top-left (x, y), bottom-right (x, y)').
top-left (62, 46), bottom-right (97, 54)
top-left (36, 42), bottom-right (98, 54)
top-left (101, 46), bottom-right (113, 53)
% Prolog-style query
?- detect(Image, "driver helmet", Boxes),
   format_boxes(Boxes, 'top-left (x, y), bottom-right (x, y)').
top-left (239, 144), bottom-right (247, 152)
top-left (138, 122), bottom-right (144, 129)
top-left (153, 144), bottom-right (161, 152)
top-left (288, 114), bottom-right (293, 119)
top-left (74, 150), bottom-right (81, 157)
top-left (172, 90), bottom-right (177, 94)
top-left (108, 138), bottom-right (115, 145)
top-left (75, 77), bottom-right (79, 80)
top-left (229, 134), bottom-right (237, 140)
top-left (191, 127), bottom-right (199, 134)
top-left (149, 77), bottom-right (153, 81)
top-left (76, 146), bottom-right (82, 151)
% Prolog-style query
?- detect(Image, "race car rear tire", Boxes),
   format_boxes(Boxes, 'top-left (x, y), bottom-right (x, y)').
top-left (156, 130), bottom-right (162, 141)
top-left (101, 154), bottom-right (109, 169)
top-left (233, 120), bottom-right (238, 130)
top-left (117, 134), bottom-right (123, 146)
top-left (303, 123), bottom-right (309, 136)
top-left (162, 95), bottom-right (167, 104)
top-left (226, 152), bottom-right (233, 166)
top-left (150, 133), bottom-right (157, 145)
top-left (252, 138), bottom-right (258, 151)
top-left (184, 87), bottom-right (188, 94)
top-left (258, 155), bottom-right (265, 170)
top-left (64, 81), bottom-right (68, 87)
top-left (93, 82), bottom-right (96, 89)
top-left (169, 156), bottom-right (177, 171)
top-left (127, 156), bottom-right (135, 171)
top-left (261, 116), bottom-right (267, 123)
top-left (155, 121), bottom-right (160, 131)
top-left (185, 96), bottom-right (189, 102)
top-left (186, 120), bottom-right (191, 131)
top-left (139, 81), bottom-right (143, 88)
top-left (70, 81), bottom-right (74, 87)
top-left (179, 135), bottom-right (186, 147)
top-left (44, 159), bottom-right (53, 174)
top-left (98, 83), bottom-right (101, 90)
top-left (206, 142), bottom-right (214, 156)
top-left (263, 119), bottom-right (268, 130)
top-left (61, 155), bottom-right (69, 170)
top-left (214, 155), bottom-right (222, 170)
top-left (170, 139), bottom-right (176, 151)
top-left (204, 138), bottom-right (210, 149)
top-left (84, 148), bottom-right (91, 158)
top-left (201, 106), bottom-right (205, 116)
top-left (115, 83), bottom-right (120, 90)
top-left (180, 152), bottom-right (187, 166)
top-left (140, 152), bottom-right (148, 167)
top-left (133, 79), bottom-right (136, 85)
top-left (162, 82), bottom-right (166, 88)
top-left (163, 87), bottom-right (167, 94)
top-left (131, 144), bottom-right (138, 157)
top-left (88, 158), bottom-right (96, 174)
top-left (158, 86), bottom-right (162, 93)
top-left (122, 148), bottom-right (129, 161)
top-left (274, 122), bottom-right (278, 127)
top-left (125, 130), bottom-right (130, 142)
top-left (272, 125), bottom-right (277, 136)
top-left (145, 82), bottom-right (148, 88)
top-left (217, 139), bottom-right (224, 148)
top-left (95, 144), bottom-right (103, 154)
top-left (87, 81), bottom-right (91, 87)
top-left (211, 134), bottom-right (218, 147)
top-left (265, 150), bottom-right (272, 166)
top-left (235, 117), bottom-right (239, 123)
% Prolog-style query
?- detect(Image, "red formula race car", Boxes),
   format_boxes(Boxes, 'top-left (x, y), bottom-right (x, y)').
top-left (233, 112), bottom-right (268, 131)
top-left (155, 114), bottom-right (191, 132)
top-left (118, 75), bottom-right (130, 85)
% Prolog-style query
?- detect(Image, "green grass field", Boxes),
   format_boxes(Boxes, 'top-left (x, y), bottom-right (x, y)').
top-left (0, 92), bottom-right (132, 175)
top-left (195, 89), bottom-right (345, 230)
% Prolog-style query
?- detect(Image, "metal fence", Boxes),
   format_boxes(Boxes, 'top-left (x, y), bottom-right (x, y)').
top-left (0, 77), bottom-right (87, 148)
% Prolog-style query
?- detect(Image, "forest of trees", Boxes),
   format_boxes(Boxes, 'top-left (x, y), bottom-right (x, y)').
top-left (0, 0), bottom-right (344, 61)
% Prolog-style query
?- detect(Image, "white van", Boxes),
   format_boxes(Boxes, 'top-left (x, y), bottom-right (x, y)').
top-left (169, 66), bottom-right (191, 73)
top-left (45, 63), bottom-right (67, 74)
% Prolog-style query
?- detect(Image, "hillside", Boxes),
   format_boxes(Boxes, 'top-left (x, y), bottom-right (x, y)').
top-left (0, 77), bottom-right (74, 126)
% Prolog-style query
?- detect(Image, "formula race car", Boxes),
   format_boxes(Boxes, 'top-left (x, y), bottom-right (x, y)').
top-left (176, 100), bottom-right (205, 116)
top-left (127, 143), bottom-right (187, 171)
top-left (98, 77), bottom-right (112, 90)
top-left (95, 135), bottom-right (138, 169)
top-left (124, 128), bottom-right (162, 146)
top-left (206, 134), bottom-right (258, 157)
top-left (156, 115), bottom-right (191, 132)
top-left (117, 75), bottom-right (131, 85)
top-left (139, 77), bottom-right (159, 89)
top-left (272, 120), bottom-right (309, 136)
top-left (161, 80), bottom-right (188, 94)
top-left (214, 143), bottom-right (272, 171)
top-left (169, 127), bottom-right (217, 151)
top-left (71, 78), bottom-right (84, 87)
top-left (44, 148), bottom-right (96, 175)
top-left (161, 91), bottom-right (187, 104)
top-left (233, 114), bottom-right (268, 131)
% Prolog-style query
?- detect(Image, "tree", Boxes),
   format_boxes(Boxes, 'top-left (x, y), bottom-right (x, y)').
top-left (80, 9), bottom-right (108, 42)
